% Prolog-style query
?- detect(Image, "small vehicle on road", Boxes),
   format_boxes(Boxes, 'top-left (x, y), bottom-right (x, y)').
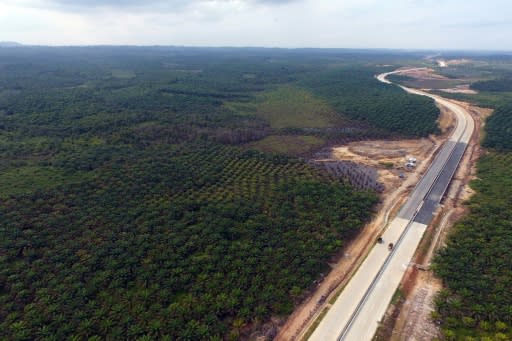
top-left (377, 236), bottom-right (383, 244)
top-left (388, 242), bottom-right (394, 250)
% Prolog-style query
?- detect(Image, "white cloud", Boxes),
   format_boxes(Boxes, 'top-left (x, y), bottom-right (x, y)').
top-left (0, 0), bottom-right (510, 49)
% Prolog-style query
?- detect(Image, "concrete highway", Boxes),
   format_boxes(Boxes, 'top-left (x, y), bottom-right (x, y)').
top-left (309, 70), bottom-right (474, 341)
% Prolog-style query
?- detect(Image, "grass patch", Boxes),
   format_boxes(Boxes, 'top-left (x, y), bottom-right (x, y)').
top-left (111, 69), bottom-right (136, 79)
top-left (249, 135), bottom-right (325, 156)
top-left (391, 287), bottom-right (403, 305)
top-left (223, 101), bottom-right (259, 116)
top-left (225, 86), bottom-right (340, 128)
top-left (379, 161), bottom-right (394, 169)
top-left (301, 307), bottom-right (330, 341)
top-left (431, 90), bottom-right (512, 108)
top-left (0, 166), bottom-right (89, 198)
top-left (256, 86), bottom-right (339, 129)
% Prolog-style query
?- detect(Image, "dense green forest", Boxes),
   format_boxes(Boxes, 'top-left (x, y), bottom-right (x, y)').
top-left (433, 152), bottom-right (512, 340)
top-left (482, 104), bottom-right (512, 151)
top-left (301, 68), bottom-right (440, 136)
top-left (0, 47), bottom-right (438, 340)
top-left (0, 144), bottom-right (378, 340)
top-left (471, 76), bottom-right (512, 92)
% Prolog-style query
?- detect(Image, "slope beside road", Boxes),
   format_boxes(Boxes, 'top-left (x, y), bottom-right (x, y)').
top-left (309, 70), bottom-right (474, 341)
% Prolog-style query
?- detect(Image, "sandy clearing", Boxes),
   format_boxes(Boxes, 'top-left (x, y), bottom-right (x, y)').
top-left (438, 84), bottom-right (478, 94)
top-left (331, 138), bottom-right (435, 195)
top-left (398, 67), bottom-right (449, 80)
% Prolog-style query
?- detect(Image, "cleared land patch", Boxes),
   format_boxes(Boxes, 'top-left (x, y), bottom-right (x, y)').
top-left (0, 166), bottom-right (89, 198)
top-left (111, 69), bottom-right (136, 78)
top-left (331, 138), bottom-right (435, 194)
top-left (254, 86), bottom-right (338, 129)
top-left (249, 135), bottom-right (325, 156)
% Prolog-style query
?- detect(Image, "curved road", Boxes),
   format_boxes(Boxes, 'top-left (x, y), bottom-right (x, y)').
top-left (309, 70), bottom-right (474, 341)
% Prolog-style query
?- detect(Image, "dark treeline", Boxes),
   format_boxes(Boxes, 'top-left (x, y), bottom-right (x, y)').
top-left (301, 68), bottom-right (440, 136)
top-left (471, 76), bottom-right (512, 92)
top-left (482, 104), bottom-right (512, 151)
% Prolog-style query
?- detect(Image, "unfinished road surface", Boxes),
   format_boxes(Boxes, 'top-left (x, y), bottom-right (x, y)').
top-left (309, 70), bottom-right (474, 341)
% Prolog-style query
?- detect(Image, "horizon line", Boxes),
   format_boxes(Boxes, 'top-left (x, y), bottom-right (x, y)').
top-left (1, 42), bottom-right (512, 53)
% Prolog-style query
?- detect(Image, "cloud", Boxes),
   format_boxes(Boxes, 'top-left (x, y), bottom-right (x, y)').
top-left (49, 0), bottom-right (168, 4)
top-left (9, 0), bottom-right (302, 14)
top-left (443, 20), bottom-right (512, 29)
top-left (252, 0), bottom-right (299, 4)
top-left (42, 0), bottom-right (191, 12)
top-left (1, 0), bottom-right (510, 49)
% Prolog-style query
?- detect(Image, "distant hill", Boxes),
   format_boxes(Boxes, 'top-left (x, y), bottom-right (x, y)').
top-left (0, 41), bottom-right (23, 47)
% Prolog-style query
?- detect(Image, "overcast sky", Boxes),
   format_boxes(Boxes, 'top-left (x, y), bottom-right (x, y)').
top-left (0, 0), bottom-right (510, 49)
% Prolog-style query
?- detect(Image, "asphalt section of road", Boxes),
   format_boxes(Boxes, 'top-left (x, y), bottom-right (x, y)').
top-left (414, 142), bottom-right (467, 225)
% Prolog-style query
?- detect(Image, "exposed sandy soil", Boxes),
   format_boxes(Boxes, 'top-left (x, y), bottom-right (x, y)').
top-left (398, 67), bottom-right (449, 80)
top-left (445, 59), bottom-right (472, 66)
top-left (437, 104), bottom-right (455, 134)
top-left (438, 84), bottom-right (478, 94)
top-left (436, 59), bottom-right (472, 68)
top-left (329, 99), bottom-right (455, 192)
top-left (393, 271), bottom-right (442, 341)
top-left (331, 138), bottom-right (435, 195)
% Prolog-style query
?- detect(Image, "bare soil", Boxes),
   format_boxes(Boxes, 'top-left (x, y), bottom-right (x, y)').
top-left (436, 104), bottom-right (455, 134)
top-left (398, 68), bottom-right (449, 80)
top-left (438, 84), bottom-right (478, 94)
top-left (444, 59), bottom-right (472, 66)
top-left (331, 138), bottom-right (435, 195)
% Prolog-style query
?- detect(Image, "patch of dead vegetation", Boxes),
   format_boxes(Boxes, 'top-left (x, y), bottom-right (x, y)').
top-left (437, 105), bottom-right (455, 134)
